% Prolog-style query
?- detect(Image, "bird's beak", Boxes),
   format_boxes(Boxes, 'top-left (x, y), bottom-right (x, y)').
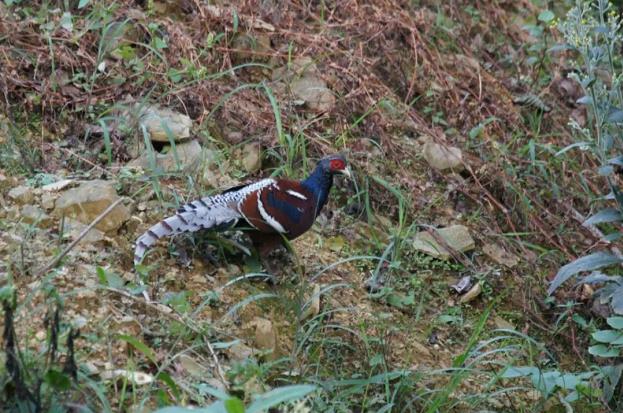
top-left (339, 167), bottom-right (353, 179)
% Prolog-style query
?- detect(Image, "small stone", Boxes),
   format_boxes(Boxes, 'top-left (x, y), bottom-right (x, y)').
top-left (205, 377), bottom-right (227, 393)
top-left (41, 179), bottom-right (73, 192)
top-left (422, 141), bottom-right (464, 171)
top-left (62, 218), bottom-right (106, 243)
top-left (581, 283), bottom-right (594, 301)
top-left (82, 362), bottom-right (99, 376)
top-left (274, 57), bottom-right (336, 113)
top-left (493, 316), bottom-right (515, 330)
top-left (8, 185), bottom-right (34, 204)
top-left (20, 204), bottom-right (53, 228)
top-left (291, 76), bottom-right (336, 112)
top-left (241, 142), bottom-right (262, 173)
top-left (40, 192), bottom-right (57, 210)
top-left (459, 283), bottom-right (482, 303)
top-left (140, 106), bottom-right (192, 143)
top-left (227, 341), bottom-right (254, 361)
top-left (202, 161), bottom-right (238, 189)
top-left (128, 139), bottom-right (203, 173)
top-left (483, 243), bottom-right (519, 268)
top-left (72, 315), bottom-right (88, 329)
top-left (160, 140), bottom-right (203, 172)
top-left (251, 317), bottom-right (277, 354)
top-left (54, 180), bottom-right (130, 232)
top-left (411, 340), bottom-right (432, 359)
top-left (101, 370), bottom-right (154, 386)
top-left (412, 225), bottom-right (475, 259)
top-left (179, 354), bottom-right (205, 378)
top-left (302, 284), bottom-right (321, 320)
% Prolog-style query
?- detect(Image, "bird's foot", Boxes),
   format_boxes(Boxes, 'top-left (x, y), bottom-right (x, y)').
top-left (259, 258), bottom-right (280, 285)
top-left (261, 247), bottom-right (301, 284)
top-left (242, 252), bottom-right (276, 284)
top-left (172, 238), bottom-right (193, 267)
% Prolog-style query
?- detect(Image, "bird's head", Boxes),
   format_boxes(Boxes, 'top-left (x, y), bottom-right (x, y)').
top-left (318, 154), bottom-right (352, 178)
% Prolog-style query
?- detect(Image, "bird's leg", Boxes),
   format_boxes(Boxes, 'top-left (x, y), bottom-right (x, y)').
top-left (248, 232), bottom-right (288, 283)
top-left (171, 236), bottom-right (194, 267)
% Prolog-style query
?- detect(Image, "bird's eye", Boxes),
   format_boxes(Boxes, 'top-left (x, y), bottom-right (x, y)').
top-left (330, 159), bottom-right (345, 170)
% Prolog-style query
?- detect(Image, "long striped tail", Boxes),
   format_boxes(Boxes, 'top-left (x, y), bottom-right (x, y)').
top-left (133, 196), bottom-right (242, 265)
top-left (133, 179), bottom-right (278, 265)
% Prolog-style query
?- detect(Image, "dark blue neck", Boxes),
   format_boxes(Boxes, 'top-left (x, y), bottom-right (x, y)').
top-left (301, 165), bottom-right (333, 216)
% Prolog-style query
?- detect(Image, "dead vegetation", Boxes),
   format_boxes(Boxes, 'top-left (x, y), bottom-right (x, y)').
top-left (0, 0), bottom-right (616, 411)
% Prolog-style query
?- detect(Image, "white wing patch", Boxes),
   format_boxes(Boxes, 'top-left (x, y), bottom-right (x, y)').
top-left (285, 189), bottom-right (307, 200)
top-left (256, 189), bottom-right (287, 233)
top-left (236, 179), bottom-right (276, 227)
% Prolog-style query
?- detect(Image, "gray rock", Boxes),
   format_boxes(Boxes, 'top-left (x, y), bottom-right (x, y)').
top-left (250, 317), bottom-right (277, 355)
top-left (8, 185), bottom-right (34, 204)
top-left (291, 76), bottom-right (335, 113)
top-left (274, 57), bottom-right (335, 113)
top-left (21, 204), bottom-right (53, 228)
top-left (40, 192), bottom-right (57, 210)
top-left (140, 106), bottom-right (192, 143)
top-left (41, 179), bottom-right (73, 192)
top-left (54, 180), bottom-right (130, 232)
top-left (200, 149), bottom-right (238, 189)
top-left (413, 225), bottom-right (475, 259)
top-left (493, 316), bottom-right (515, 330)
top-left (272, 56), bottom-right (316, 80)
top-left (62, 218), bottom-right (105, 243)
top-left (422, 141), bottom-right (464, 171)
top-left (459, 283), bottom-right (482, 303)
top-left (240, 142), bottom-right (262, 173)
top-left (483, 243), bottom-right (519, 268)
top-left (178, 354), bottom-right (206, 378)
top-left (227, 341), bottom-right (254, 362)
top-left (128, 139), bottom-right (203, 173)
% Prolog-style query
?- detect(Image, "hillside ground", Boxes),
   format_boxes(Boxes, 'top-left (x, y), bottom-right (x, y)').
top-left (0, 1), bottom-right (615, 412)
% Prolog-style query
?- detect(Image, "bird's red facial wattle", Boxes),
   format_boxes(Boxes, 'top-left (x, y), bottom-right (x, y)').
top-left (329, 159), bottom-right (345, 171)
top-left (328, 158), bottom-right (351, 178)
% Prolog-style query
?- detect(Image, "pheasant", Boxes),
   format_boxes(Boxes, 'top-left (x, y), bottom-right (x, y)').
top-left (134, 154), bottom-right (351, 266)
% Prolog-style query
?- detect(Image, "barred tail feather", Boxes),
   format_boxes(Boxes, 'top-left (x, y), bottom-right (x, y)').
top-left (133, 178), bottom-right (276, 265)
top-left (133, 201), bottom-right (241, 265)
